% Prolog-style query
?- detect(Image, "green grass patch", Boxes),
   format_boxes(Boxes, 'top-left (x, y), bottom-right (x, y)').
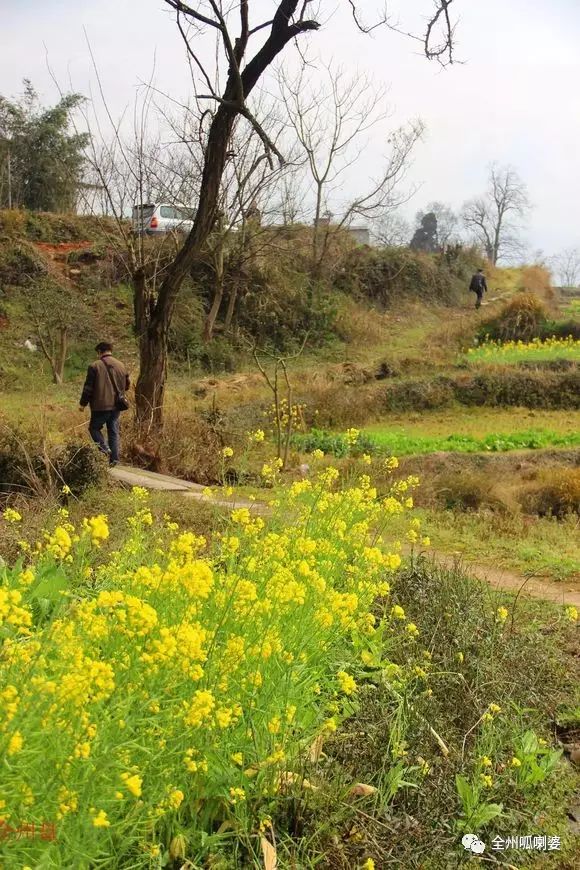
top-left (562, 297), bottom-right (580, 318)
top-left (366, 428), bottom-right (580, 455)
top-left (295, 426), bottom-right (580, 458)
top-left (392, 508), bottom-right (580, 582)
top-left (368, 407), bottom-right (580, 439)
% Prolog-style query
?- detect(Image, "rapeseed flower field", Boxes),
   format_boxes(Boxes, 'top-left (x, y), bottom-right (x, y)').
top-left (467, 336), bottom-right (580, 364)
top-left (0, 467), bottom-right (421, 866)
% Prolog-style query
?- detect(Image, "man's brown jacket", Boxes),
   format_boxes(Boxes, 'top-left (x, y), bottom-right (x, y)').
top-left (79, 354), bottom-right (130, 412)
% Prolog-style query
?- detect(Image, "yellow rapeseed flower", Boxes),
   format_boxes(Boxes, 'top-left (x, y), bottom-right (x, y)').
top-left (337, 670), bottom-right (357, 695)
top-left (7, 730), bottom-right (23, 755)
top-left (92, 809), bottom-right (110, 827)
top-left (229, 787), bottom-right (245, 804)
top-left (167, 789), bottom-right (184, 809)
top-left (121, 773), bottom-right (143, 798)
top-left (83, 515), bottom-right (109, 546)
top-left (45, 526), bottom-right (72, 559)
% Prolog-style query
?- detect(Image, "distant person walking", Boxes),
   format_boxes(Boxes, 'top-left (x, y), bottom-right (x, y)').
top-left (79, 342), bottom-right (130, 467)
top-left (469, 268), bottom-right (488, 309)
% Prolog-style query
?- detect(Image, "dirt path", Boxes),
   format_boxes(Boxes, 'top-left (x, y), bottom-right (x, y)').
top-left (109, 465), bottom-right (268, 513)
top-left (109, 464), bottom-right (580, 608)
top-left (421, 551), bottom-right (580, 608)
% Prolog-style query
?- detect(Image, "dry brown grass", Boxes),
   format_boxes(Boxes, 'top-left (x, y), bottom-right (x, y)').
top-left (482, 292), bottom-right (549, 342)
top-left (333, 297), bottom-right (389, 347)
top-left (521, 467), bottom-right (580, 518)
top-left (123, 406), bottom-right (227, 484)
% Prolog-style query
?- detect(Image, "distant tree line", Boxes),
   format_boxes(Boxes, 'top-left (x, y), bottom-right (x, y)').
top-left (387, 163), bottom-right (532, 266)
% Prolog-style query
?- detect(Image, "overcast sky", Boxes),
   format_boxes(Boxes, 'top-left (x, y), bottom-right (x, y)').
top-left (2, 0), bottom-right (579, 257)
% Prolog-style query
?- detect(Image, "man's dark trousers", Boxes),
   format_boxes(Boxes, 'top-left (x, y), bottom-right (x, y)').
top-left (475, 290), bottom-right (483, 309)
top-left (89, 410), bottom-right (120, 463)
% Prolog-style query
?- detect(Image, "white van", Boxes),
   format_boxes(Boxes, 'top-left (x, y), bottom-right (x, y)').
top-left (132, 203), bottom-right (195, 235)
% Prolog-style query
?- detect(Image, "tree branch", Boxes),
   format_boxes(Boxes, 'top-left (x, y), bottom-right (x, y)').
top-left (164, 0), bottom-right (222, 31)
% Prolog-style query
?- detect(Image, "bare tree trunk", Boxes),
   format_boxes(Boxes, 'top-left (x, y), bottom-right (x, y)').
top-left (203, 273), bottom-right (224, 341)
top-left (203, 217), bottom-right (226, 342)
top-left (133, 267), bottom-right (150, 337)
top-left (135, 317), bottom-right (169, 428)
top-left (135, 105), bottom-right (237, 425)
top-left (312, 182), bottom-right (323, 268)
top-left (492, 227), bottom-right (501, 265)
top-left (223, 283), bottom-right (239, 333)
top-left (55, 327), bottom-right (68, 384)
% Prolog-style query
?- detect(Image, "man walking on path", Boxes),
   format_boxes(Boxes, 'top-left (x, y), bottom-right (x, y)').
top-left (79, 342), bottom-right (130, 467)
top-left (469, 268), bottom-right (488, 309)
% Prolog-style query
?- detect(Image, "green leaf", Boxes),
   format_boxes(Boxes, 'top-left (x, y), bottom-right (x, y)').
top-left (455, 775), bottom-right (475, 814)
top-left (471, 802), bottom-right (503, 828)
top-left (33, 565), bottom-right (68, 602)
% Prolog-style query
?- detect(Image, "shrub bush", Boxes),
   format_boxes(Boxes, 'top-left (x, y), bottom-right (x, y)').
top-left (521, 468), bottom-right (580, 518)
top-left (381, 376), bottom-right (456, 412)
top-left (0, 239), bottom-right (48, 288)
top-left (452, 369), bottom-right (580, 409)
top-left (302, 368), bottom-right (580, 429)
top-left (335, 245), bottom-right (484, 308)
top-left (122, 407), bottom-right (227, 484)
top-left (543, 319), bottom-right (580, 340)
top-left (436, 470), bottom-right (506, 512)
top-left (0, 425), bottom-right (106, 498)
top-left (480, 293), bottom-right (549, 342)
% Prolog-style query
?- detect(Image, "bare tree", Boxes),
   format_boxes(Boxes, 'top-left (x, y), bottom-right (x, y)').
top-left (197, 107), bottom-right (294, 341)
top-left (462, 164), bottom-right (530, 265)
top-left (124, 0), bottom-right (459, 427)
top-left (416, 201), bottom-right (458, 247)
top-left (22, 279), bottom-right (87, 385)
top-left (552, 247), bottom-right (580, 289)
top-left (374, 211), bottom-right (412, 247)
top-left (279, 61), bottom-right (423, 273)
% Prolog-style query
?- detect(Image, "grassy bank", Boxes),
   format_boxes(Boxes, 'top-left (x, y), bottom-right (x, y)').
top-left (401, 509), bottom-right (580, 582)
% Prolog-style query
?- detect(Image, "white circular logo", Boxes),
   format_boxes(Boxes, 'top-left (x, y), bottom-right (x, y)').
top-left (462, 834), bottom-right (486, 854)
